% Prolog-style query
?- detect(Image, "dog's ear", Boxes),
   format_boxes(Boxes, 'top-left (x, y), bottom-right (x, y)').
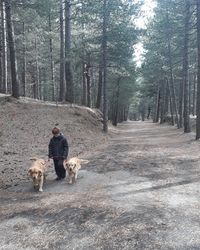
top-left (28, 169), bottom-right (32, 176)
top-left (64, 162), bottom-right (69, 170)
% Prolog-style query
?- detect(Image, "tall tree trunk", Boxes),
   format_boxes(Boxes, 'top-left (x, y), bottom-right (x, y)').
top-left (124, 106), bottom-right (129, 121)
top-left (90, 65), bottom-right (95, 106)
top-left (193, 73), bottom-right (196, 116)
top-left (65, 0), bottom-right (73, 103)
top-left (112, 78), bottom-right (120, 126)
top-left (80, 4), bottom-right (86, 106)
top-left (196, 0), bottom-right (200, 139)
top-left (21, 22), bottom-right (26, 96)
top-left (5, 0), bottom-right (19, 98)
top-left (96, 65), bottom-right (103, 109)
top-left (189, 73), bottom-right (192, 114)
top-left (59, 0), bottom-right (65, 102)
top-left (166, 12), bottom-right (180, 128)
top-left (0, 10), bottom-right (2, 93)
top-left (160, 80), bottom-right (165, 124)
top-left (183, 0), bottom-right (191, 133)
top-left (48, 9), bottom-right (55, 101)
top-left (167, 39), bottom-right (179, 128)
top-left (154, 83), bottom-right (160, 123)
top-left (102, 0), bottom-right (108, 132)
top-left (164, 79), bottom-right (169, 118)
top-left (1, 0), bottom-right (7, 93)
top-left (81, 62), bottom-right (87, 105)
top-left (34, 37), bottom-right (40, 99)
top-left (85, 63), bottom-right (91, 107)
top-left (179, 78), bottom-right (184, 128)
top-left (166, 77), bottom-right (175, 125)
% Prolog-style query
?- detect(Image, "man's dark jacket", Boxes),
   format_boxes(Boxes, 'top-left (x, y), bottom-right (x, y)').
top-left (48, 134), bottom-right (69, 159)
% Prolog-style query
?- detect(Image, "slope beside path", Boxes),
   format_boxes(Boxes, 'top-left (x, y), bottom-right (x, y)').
top-left (0, 96), bottom-right (106, 189)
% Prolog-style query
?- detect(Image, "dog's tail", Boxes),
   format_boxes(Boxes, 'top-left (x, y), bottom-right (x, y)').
top-left (79, 159), bottom-right (89, 164)
top-left (75, 151), bottom-right (83, 157)
top-left (30, 157), bottom-right (38, 161)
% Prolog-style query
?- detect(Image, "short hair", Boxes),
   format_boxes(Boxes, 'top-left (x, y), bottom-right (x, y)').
top-left (52, 127), bottom-right (60, 135)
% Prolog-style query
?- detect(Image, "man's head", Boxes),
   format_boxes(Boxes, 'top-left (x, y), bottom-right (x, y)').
top-left (52, 127), bottom-right (60, 137)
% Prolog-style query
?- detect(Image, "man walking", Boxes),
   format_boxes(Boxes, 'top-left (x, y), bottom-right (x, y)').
top-left (48, 127), bottom-right (69, 180)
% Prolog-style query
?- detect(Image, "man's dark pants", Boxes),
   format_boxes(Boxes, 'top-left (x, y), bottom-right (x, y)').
top-left (53, 158), bottom-right (66, 179)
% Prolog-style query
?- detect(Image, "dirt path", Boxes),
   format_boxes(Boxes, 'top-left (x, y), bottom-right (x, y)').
top-left (1, 121), bottom-right (200, 250)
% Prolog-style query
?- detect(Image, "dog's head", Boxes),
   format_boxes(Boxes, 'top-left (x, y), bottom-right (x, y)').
top-left (28, 168), bottom-right (42, 180)
top-left (28, 158), bottom-right (46, 179)
top-left (64, 157), bottom-right (89, 172)
top-left (65, 161), bottom-right (77, 173)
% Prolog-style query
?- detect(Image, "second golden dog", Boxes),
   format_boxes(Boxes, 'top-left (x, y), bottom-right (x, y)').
top-left (64, 157), bottom-right (89, 184)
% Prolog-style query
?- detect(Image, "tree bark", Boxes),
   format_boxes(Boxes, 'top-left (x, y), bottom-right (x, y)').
top-left (5, 0), bottom-right (19, 98)
top-left (34, 37), bottom-right (40, 99)
top-left (96, 64), bottom-right (103, 109)
top-left (189, 73), bottom-right (192, 115)
top-left (196, 0), bottom-right (200, 139)
top-left (183, 0), bottom-right (191, 133)
top-left (154, 82), bottom-right (160, 123)
top-left (167, 39), bottom-right (179, 128)
top-left (166, 77), bottom-right (175, 125)
top-left (21, 22), bottom-right (26, 96)
top-left (1, 0), bottom-right (7, 93)
top-left (84, 63), bottom-right (91, 107)
top-left (112, 78), bottom-right (120, 126)
top-left (164, 80), bottom-right (169, 116)
top-left (102, 0), bottom-right (108, 132)
top-left (179, 78), bottom-right (183, 128)
top-left (160, 80), bottom-right (165, 124)
top-left (0, 9), bottom-right (2, 93)
top-left (48, 8), bottom-right (55, 101)
top-left (166, 12), bottom-right (180, 128)
top-left (81, 62), bottom-right (87, 105)
top-left (59, 0), bottom-right (65, 102)
top-left (65, 0), bottom-right (74, 103)
top-left (193, 73), bottom-right (196, 116)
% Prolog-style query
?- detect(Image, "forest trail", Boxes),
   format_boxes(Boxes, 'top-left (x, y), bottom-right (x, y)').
top-left (1, 121), bottom-right (200, 250)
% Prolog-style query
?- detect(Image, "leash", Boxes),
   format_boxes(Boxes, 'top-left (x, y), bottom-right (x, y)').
top-left (45, 157), bottom-right (67, 166)
top-left (44, 160), bottom-right (52, 167)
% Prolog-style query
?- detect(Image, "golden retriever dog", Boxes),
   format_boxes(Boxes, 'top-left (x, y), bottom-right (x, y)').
top-left (28, 158), bottom-right (48, 192)
top-left (64, 157), bottom-right (89, 184)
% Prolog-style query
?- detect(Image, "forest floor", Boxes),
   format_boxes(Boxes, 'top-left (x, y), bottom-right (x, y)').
top-left (1, 97), bottom-right (200, 249)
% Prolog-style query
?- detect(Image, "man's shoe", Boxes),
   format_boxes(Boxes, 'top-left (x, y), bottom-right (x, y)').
top-left (55, 177), bottom-right (61, 181)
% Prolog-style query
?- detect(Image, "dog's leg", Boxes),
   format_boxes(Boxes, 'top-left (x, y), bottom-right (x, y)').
top-left (44, 174), bottom-right (46, 183)
top-left (33, 180), bottom-right (37, 190)
top-left (69, 174), bottom-right (73, 184)
top-left (74, 172), bottom-right (78, 182)
top-left (39, 175), bottom-right (44, 192)
top-left (69, 174), bottom-right (74, 184)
